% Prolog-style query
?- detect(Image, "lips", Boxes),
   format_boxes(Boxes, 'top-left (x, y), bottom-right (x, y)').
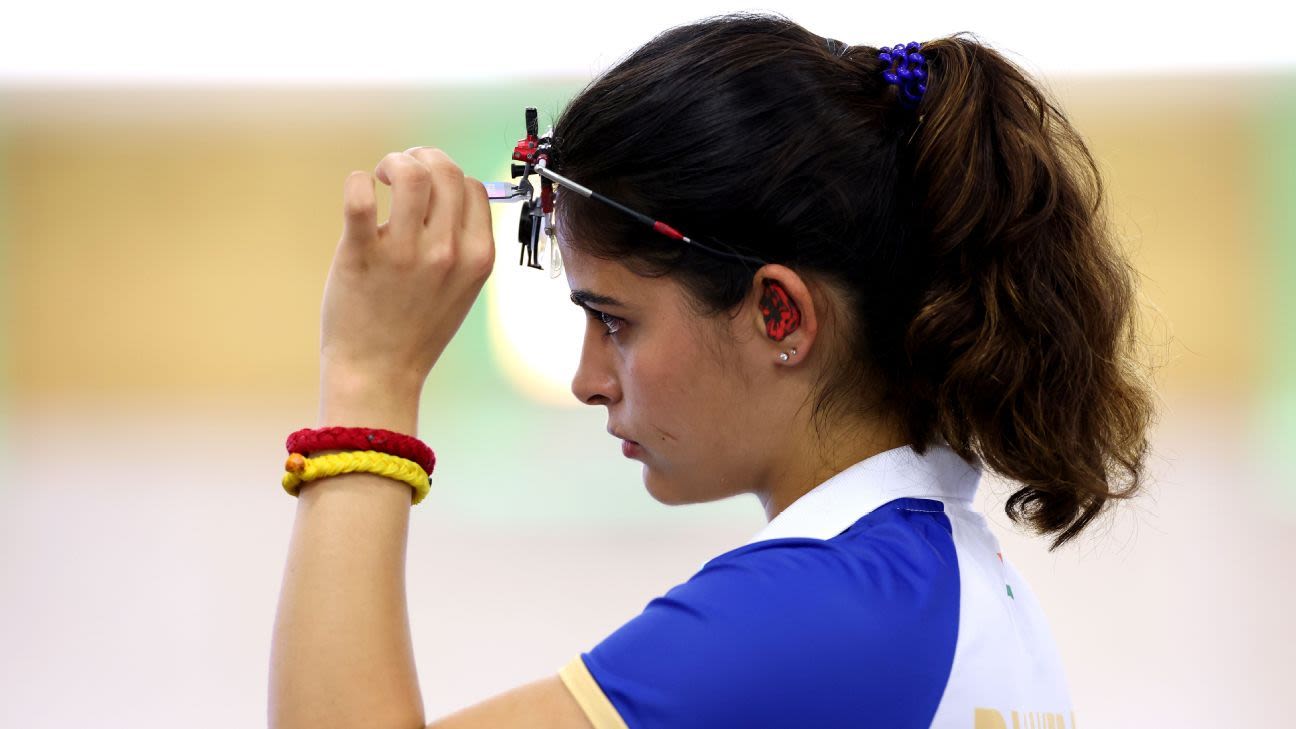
top-left (608, 427), bottom-right (638, 445)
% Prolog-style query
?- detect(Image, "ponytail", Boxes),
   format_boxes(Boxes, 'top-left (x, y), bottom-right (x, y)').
top-left (899, 34), bottom-right (1156, 550)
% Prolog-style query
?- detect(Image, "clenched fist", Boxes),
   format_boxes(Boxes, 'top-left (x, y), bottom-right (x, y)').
top-left (319, 146), bottom-right (496, 401)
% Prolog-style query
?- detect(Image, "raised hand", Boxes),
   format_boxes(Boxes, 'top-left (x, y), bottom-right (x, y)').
top-left (319, 146), bottom-right (495, 406)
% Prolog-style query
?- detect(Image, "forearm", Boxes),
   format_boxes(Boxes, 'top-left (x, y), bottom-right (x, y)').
top-left (269, 371), bottom-right (427, 729)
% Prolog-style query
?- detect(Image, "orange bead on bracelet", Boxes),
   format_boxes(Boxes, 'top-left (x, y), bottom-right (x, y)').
top-left (285, 453), bottom-right (307, 474)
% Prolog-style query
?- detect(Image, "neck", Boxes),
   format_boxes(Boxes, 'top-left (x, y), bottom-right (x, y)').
top-left (758, 419), bottom-right (910, 523)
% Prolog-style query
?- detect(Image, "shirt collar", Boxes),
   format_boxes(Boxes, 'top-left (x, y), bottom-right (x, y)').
top-left (744, 441), bottom-right (982, 545)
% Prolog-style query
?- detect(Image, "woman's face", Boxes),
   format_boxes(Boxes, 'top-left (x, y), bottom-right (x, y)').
top-left (560, 241), bottom-right (799, 506)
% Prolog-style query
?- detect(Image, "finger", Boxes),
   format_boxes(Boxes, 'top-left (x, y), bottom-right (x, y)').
top-left (402, 147), bottom-right (447, 231)
top-left (374, 152), bottom-right (433, 252)
top-left (461, 176), bottom-right (496, 275)
top-left (341, 170), bottom-right (377, 249)
top-left (404, 147), bottom-right (464, 257)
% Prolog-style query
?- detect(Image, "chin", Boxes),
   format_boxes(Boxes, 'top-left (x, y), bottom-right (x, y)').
top-left (641, 466), bottom-right (705, 506)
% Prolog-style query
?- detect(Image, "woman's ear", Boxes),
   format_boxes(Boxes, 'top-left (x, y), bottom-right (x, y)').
top-left (751, 265), bottom-right (819, 364)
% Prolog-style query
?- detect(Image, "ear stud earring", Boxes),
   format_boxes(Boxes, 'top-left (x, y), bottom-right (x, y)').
top-left (778, 347), bottom-right (798, 362)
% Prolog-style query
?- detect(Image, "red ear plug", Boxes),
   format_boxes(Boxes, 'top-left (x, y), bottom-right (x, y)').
top-left (760, 280), bottom-right (801, 342)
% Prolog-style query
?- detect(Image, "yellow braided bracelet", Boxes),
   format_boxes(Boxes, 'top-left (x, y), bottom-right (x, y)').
top-left (282, 450), bottom-right (431, 505)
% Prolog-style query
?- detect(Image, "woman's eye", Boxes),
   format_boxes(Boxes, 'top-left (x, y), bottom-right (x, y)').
top-left (586, 308), bottom-right (624, 337)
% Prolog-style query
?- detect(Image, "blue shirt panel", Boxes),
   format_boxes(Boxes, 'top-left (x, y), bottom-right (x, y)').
top-left (581, 497), bottom-right (961, 729)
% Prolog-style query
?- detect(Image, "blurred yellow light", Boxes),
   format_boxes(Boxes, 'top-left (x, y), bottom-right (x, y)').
top-left (484, 192), bottom-right (584, 408)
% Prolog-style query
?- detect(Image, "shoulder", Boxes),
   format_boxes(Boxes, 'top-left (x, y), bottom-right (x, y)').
top-left (674, 495), bottom-right (959, 620)
top-left (571, 497), bottom-right (960, 729)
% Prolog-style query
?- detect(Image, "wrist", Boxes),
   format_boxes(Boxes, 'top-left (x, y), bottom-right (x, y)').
top-left (318, 366), bottom-right (422, 435)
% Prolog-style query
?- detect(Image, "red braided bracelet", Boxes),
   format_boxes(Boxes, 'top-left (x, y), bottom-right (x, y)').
top-left (286, 427), bottom-right (436, 474)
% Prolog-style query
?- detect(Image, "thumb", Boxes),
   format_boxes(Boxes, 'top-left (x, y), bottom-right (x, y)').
top-left (341, 170), bottom-right (378, 247)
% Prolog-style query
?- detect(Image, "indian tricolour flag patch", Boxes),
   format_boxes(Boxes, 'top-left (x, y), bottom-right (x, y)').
top-left (997, 552), bottom-right (1014, 599)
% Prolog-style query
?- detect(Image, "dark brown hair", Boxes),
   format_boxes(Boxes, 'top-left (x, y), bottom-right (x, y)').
top-left (551, 11), bottom-right (1156, 551)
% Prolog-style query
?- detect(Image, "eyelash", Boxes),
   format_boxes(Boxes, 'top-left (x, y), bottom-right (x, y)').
top-left (585, 308), bottom-right (624, 338)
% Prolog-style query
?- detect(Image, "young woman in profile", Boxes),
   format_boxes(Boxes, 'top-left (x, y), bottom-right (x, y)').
top-left (269, 12), bottom-right (1155, 729)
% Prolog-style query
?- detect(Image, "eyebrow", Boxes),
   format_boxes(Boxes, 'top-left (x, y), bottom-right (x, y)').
top-left (569, 289), bottom-right (629, 310)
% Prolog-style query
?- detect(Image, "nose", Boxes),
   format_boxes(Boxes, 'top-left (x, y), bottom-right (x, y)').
top-left (570, 331), bottom-right (620, 406)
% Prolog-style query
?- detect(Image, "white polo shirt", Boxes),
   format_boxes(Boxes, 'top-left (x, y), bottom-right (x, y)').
top-left (559, 441), bottom-right (1077, 728)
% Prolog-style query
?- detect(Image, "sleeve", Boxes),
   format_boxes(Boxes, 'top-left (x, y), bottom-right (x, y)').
top-left (555, 537), bottom-right (960, 729)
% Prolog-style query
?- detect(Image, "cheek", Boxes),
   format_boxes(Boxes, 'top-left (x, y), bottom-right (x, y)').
top-left (619, 353), bottom-right (687, 437)
top-left (628, 351), bottom-right (732, 433)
